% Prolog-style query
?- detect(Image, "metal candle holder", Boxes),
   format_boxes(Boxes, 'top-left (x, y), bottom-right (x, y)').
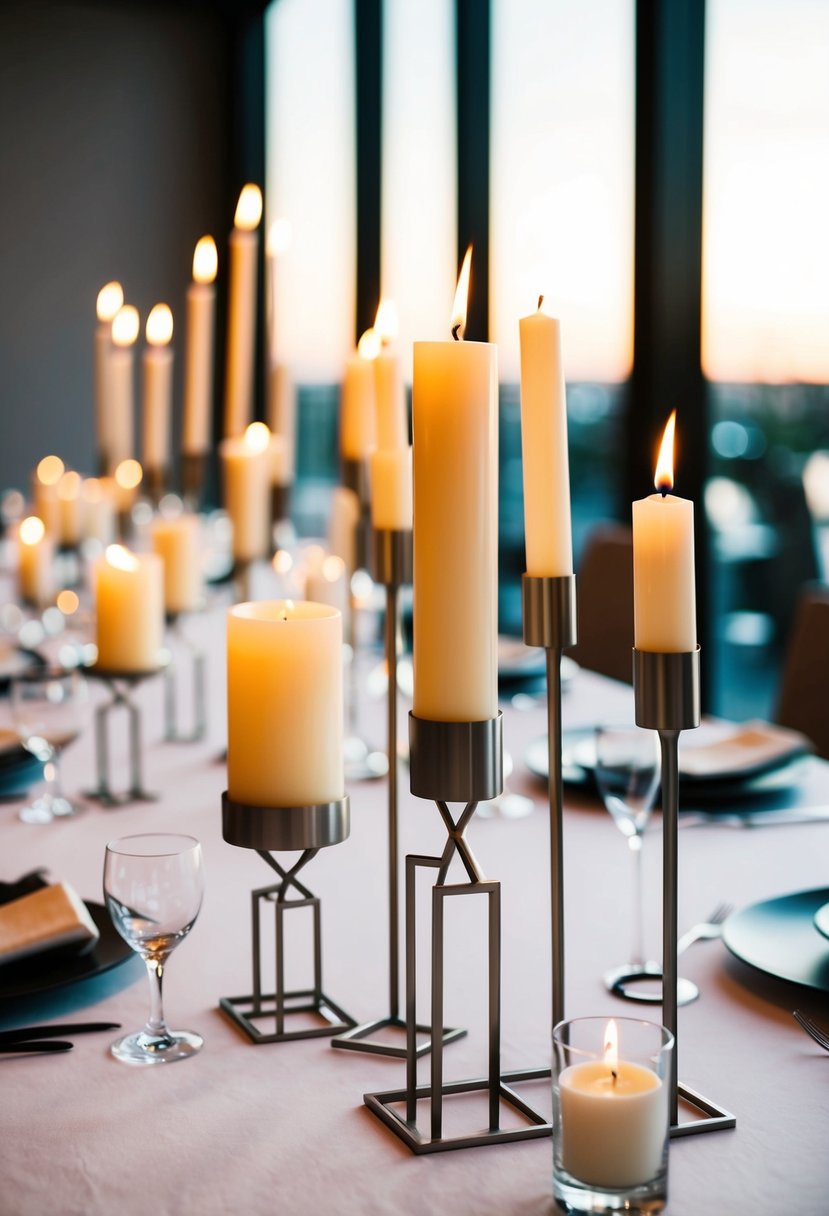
top-left (271, 483), bottom-right (291, 531)
top-left (364, 712), bottom-right (550, 1153)
top-left (219, 793), bottom-right (357, 1043)
top-left (341, 457), bottom-right (372, 571)
top-left (84, 662), bottom-right (168, 805)
top-left (163, 612), bottom-right (207, 744)
top-left (633, 646), bottom-right (736, 1137)
top-left (144, 467), bottom-right (166, 505)
top-left (180, 453), bottom-right (208, 511)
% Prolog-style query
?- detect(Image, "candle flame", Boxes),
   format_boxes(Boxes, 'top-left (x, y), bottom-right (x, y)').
top-left (357, 328), bottom-right (381, 360)
top-left (57, 589), bottom-right (79, 615)
top-left (36, 455), bottom-right (64, 486)
top-left (193, 236), bottom-right (218, 284)
top-left (115, 459), bottom-right (143, 491)
top-left (57, 470), bottom-right (81, 501)
top-left (235, 183), bottom-right (263, 231)
top-left (451, 246), bottom-right (473, 340)
top-left (374, 299), bottom-right (399, 345)
top-left (279, 599), bottom-right (295, 621)
top-left (105, 543), bottom-right (139, 572)
top-left (603, 1019), bottom-right (619, 1072)
top-left (146, 304), bottom-right (173, 347)
top-left (97, 281), bottom-right (124, 323)
top-left (654, 410), bottom-right (677, 494)
top-left (112, 305), bottom-right (140, 348)
top-left (266, 217), bottom-right (293, 257)
top-left (20, 516), bottom-right (45, 546)
top-left (244, 422), bottom-right (271, 454)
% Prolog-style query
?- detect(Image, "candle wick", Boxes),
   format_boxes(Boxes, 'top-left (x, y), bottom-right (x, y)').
top-left (660, 487), bottom-right (668, 499)
top-left (451, 322), bottom-right (461, 342)
top-left (538, 294), bottom-right (544, 311)
top-left (611, 1069), bottom-right (618, 1085)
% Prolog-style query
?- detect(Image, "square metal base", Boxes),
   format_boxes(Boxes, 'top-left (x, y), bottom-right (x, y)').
top-left (331, 1015), bottom-right (465, 1059)
top-left (220, 989), bottom-right (356, 1044)
top-left (364, 1076), bottom-right (552, 1154)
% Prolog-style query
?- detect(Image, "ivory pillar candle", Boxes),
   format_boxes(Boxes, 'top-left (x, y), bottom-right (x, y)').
top-left (17, 517), bottom-right (54, 606)
top-left (340, 331), bottom-right (379, 460)
top-left (57, 471), bottom-right (83, 547)
top-left (305, 554), bottom-right (348, 618)
top-left (142, 304), bottom-right (174, 474)
top-left (266, 362), bottom-right (297, 484)
top-left (94, 281), bottom-right (123, 468)
top-left (371, 447), bottom-right (412, 531)
top-left (151, 513), bottom-right (203, 614)
top-left (518, 301), bottom-right (573, 576)
top-left (223, 184), bottom-right (263, 439)
top-left (632, 411), bottom-right (697, 652)
top-left (94, 545), bottom-right (164, 671)
top-left (227, 600), bottom-right (344, 807)
top-left (32, 455), bottom-right (64, 536)
top-left (219, 422), bottom-right (271, 562)
top-left (374, 349), bottom-right (408, 450)
top-left (182, 236), bottom-right (217, 456)
top-left (109, 305), bottom-right (140, 469)
top-left (412, 248), bottom-right (498, 722)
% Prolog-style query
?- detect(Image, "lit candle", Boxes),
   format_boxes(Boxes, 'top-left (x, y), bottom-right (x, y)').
top-left (32, 455), bottom-right (64, 536)
top-left (558, 1020), bottom-right (666, 1189)
top-left (56, 471), bottom-right (83, 547)
top-left (374, 299), bottom-right (408, 449)
top-left (94, 544), bottom-right (164, 671)
top-left (182, 236), bottom-right (218, 456)
top-left (519, 297), bottom-right (573, 576)
top-left (340, 329), bottom-right (379, 461)
top-left (109, 305), bottom-right (140, 469)
top-left (17, 516), bottom-right (54, 606)
top-left (219, 421), bottom-right (271, 562)
top-left (151, 513), bottom-right (204, 614)
top-left (224, 184), bottom-right (263, 438)
top-left (94, 281), bottom-right (124, 470)
top-left (412, 247), bottom-right (498, 721)
top-left (141, 304), bottom-right (174, 476)
top-left (227, 600), bottom-right (344, 807)
top-left (80, 478), bottom-right (116, 546)
top-left (632, 411), bottom-right (697, 652)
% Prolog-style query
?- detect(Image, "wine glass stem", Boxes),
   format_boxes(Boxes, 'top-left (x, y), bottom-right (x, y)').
top-left (144, 958), bottom-right (169, 1036)
top-left (43, 749), bottom-right (62, 799)
top-left (628, 833), bottom-right (645, 966)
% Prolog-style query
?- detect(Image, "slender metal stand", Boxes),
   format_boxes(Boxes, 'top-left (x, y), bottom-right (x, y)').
top-left (342, 457), bottom-right (372, 571)
top-left (219, 794), bottom-right (357, 1044)
top-left (271, 483), bottom-right (291, 531)
top-left (163, 612), bottom-right (207, 743)
top-left (232, 559), bottom-right (255, 603)
top-left (181, 452), bottom-right (208, 511)
top-left (84, 664), bottom-right (168, 805)
top-left (144, 467), bottom-right (166, 505)
top-left (364, 713), bottom-right (551, 1153)
top-left (634, 647), bottom-right (736, 1137)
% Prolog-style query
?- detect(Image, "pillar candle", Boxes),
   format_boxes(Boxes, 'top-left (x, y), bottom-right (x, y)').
top-left (412, 248), bottom-right (498, 722)
top-left (141, 304), bottom-right (174, 474)
top-left (219, 422), bottom-right (271, 562)
top-left (94, 545), bottom-right (164, 671)
top-left (371, 447), bottom-right (412, 531)
top-left (32, 455), bottom-right (64, 536)
top-left (305, 553), bottom-right (349, 618)
top-left (340, 331), bottom-right (379, 460)
top-left (57, 471), bottom-right (83, 547)
top-left (151, 513), bottom-right (203, 615)
top-left (182, 236), bottom-right (217, 456)
top-left (632, 411), bottom-right (697, 652)
top-left (80, 478), bottom-right (116, 546)
top-left (227, 599), bottom-right (344, 806)
top-left (328, 486), bottom-right (360, 573)
top-left (17, 517), bottom-right (54, 606)
top-left (223, 184), bottom-right (263, 438)
top-left (266, 362), bottom-right (297, 484)
top-left (109, 305), bottom-right (140, 469)
top-left (519, 300), bottom-right (573, 576)
top-left (94, 281), bottom-right (123, 469)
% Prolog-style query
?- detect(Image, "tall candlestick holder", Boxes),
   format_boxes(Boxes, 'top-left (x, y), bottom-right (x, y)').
top-left (180, 452), bottom-right (208, 511)
top-left (144, 467), bottom-right (166, 505)
top-left (341, 457), bottom-right (371, 572)
top-left (633, 646), bottom-right (736, 1137)
top-left (332, 530), bottom-right (463, 1059)
top-left (163, 611), bottom-right (207, 744)
top-left (364, 713), bottom-right (550, 1153)
top-left (271, 483), bottom-right (291, 532)
top-left (218, 793), bottom-right (357, 1043)
top-left (83, 661), bottom-right (168, 805)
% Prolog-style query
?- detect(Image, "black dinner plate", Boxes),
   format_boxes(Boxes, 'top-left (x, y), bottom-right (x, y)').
top-left (0, 901), bottom-right (133, 1003)
top-left (722, 887), bottom-right (829, 993)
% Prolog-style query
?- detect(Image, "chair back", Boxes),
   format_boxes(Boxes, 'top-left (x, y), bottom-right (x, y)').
top-left (571, 522), bottom-right (634, 684)
top-left (775, 584), bottom-right (829, 760)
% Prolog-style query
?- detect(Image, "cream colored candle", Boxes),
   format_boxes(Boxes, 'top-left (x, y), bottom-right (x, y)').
top-left (32, 455), bottom-right (64, 536)
top-left (328, 486), bottom-right (360, 572)
top-left (413, 248), bottom-right (498, 722)
top-left (109, 305), bottom-right (140, 469)
top-left (305, 554), bottom-right (349, 618)
top-left (224, 184), bottom-right (263, 438)
top-left (182, 236), bottom-right (217, 455)
top-left (374, 299), bottom-right (408, 450)
top-left (80, 478), bottom-right (116, 545)
top-left (519, 300), bottom-right (573, 576)
top-left (141, 304), bottom-right (174, 473)
top-left (266, 362), bottom-right (297, 484)
top-left (17, 516), bottom-right (54, 606)
top-left (151, 513), bottom-right (204, 614)
top-left (57, 471), bottom-right (82, 547)
top-left (227, 600), bottom-right (344, 807)
top-left (94, 281), bottom-right (123, 467)
top-left (632, 411), bottom-right (697, 652)
top-left (112, 460), bottom-right (143, 516)
top-left (94, 545), bottom-right (164, 671)
top-left (371, 447), bottom-right (412, 531)
top-left (340, 330), bottom-right (379, 460)
top-left (219, 422), bottom-right (271, 562)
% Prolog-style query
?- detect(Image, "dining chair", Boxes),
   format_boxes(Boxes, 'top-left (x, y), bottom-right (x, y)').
top-left (775, 583), bottom-right (829, 760)
top-left (571, 521), bottom-right (634, 684)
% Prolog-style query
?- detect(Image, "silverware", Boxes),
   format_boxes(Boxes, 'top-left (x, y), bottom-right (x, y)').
top-left (0, 1021), bottom-right (121, 1045)
top-left (793, 1009), bottom-right (829, 1051)
top-left (0, 1040), bottom-right (74, 1055)
top-left (676, 902), bottom-right (733, 955)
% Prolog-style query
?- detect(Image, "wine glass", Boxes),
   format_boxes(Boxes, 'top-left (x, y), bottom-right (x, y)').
top-left (594, 725), bottom-right (661, 990)
top-left (104, 833), bottom-right (204, 1066)
top-left (11, 667), bottom-right (90, 823)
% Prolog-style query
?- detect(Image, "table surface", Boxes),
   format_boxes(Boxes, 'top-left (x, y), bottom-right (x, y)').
top-left (1, 604), bottom-right (828, 1216)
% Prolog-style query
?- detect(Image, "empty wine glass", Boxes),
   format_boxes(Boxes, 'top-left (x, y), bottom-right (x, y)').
top-left (594, 725), bottom-right (661, 990)
top-left (11, 667), bottom-right (89, 823)
top-left (104, 833), bottom-right (204, 1066)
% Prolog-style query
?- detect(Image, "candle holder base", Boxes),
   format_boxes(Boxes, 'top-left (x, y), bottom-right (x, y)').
top-left (83, 661), bottom-right (169, 805)
top-left (180, 452), bottom-right (208, 510)
top-left (673, 1084), bottom-right (736, 1137)
top-left (163, 613), bottom-right (207, 744)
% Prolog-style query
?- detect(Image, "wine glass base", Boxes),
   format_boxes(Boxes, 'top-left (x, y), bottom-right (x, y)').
top-left (18, 795), bottom-right (84, 824)
top-left (110, 1028), bottom-right (203, 1066)
top-left (604, 962), bottom-right (699, 1006)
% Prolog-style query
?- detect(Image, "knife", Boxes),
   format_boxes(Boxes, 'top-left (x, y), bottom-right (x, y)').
top-left (0, 1021), bottom-right (120, 1044)
top-left (0, 1040), bottom-right (74, 1054)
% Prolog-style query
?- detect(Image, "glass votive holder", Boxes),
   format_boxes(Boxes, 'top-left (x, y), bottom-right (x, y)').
top-left (552, 1016), bottom-right (674, 1215)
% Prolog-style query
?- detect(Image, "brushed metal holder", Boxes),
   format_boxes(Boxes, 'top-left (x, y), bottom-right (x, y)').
top-left (83, 660), bottom-right (169, 805)
top-left (341, 457), bottom-right (372, 571)
top-left (163, 612), bottom-right (207, 744)
top-left (180, 452), bottom-right (208, 510)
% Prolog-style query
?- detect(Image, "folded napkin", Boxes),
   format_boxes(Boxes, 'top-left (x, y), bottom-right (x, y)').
top-left (0, 882), bottom-right (100, 967)
top-left (680, 720), bottom-right (811, 780)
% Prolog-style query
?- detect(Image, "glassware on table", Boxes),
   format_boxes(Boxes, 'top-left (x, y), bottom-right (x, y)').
top-left (10, 667), bottom-right (90, 824)
top-left (552, 1016), bottom-right (673, 1215)
top-left (104, 833), bottom-right (204, 1066)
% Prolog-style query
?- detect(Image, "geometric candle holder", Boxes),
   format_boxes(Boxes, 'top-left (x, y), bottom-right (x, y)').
top-left (163, 612), bottom-right (207, 744)
top-left (83, 662), bottom-right (168, 806)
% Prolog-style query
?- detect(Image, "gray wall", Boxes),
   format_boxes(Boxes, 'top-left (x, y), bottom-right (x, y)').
top-left (0, 0), bottom-right (231, 491)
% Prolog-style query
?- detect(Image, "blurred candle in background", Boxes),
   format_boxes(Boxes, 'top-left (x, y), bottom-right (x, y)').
top-left (32, 455), bottom-right (64, 536)
top-left (220, 421), bottom-right (272, 562)
top-left (151, 512), bottom-right (203, 615)
top-left (142, 304), bottom-right (174, 481)
top-left (182, 236), bottom-right (217, 457)
top-left (56, 470), bottom-right (83, 548)
top-left (80, 478), bottom-right (116, 546)
top-left (109, 305), bottom-right (140, 469)
top-left (224, 184), bottom-right (263, 438)
top-left (17, 516), bottom-right (54, 606)
top-left (94, 544), bottom-right (164, 671)
top-left (340, 328), bottom-right (379, 462)
top-left (94, 281), bottom-right (124, 473)
top-left (265, 219), bottom-right (297, 487)
top-left (373, 299), bottom-right (407, 449)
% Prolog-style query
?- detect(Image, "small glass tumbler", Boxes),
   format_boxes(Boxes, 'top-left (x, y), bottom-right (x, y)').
top-left (552, 1016), bottom-right (673, 1215)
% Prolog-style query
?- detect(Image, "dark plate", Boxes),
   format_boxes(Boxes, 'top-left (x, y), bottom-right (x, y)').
top-left (0, 749), bottom-right (43, 798)
top-left (723, 887), bottom-right (829, 993)
top-left (0, 901), bottom-right (133, 1003)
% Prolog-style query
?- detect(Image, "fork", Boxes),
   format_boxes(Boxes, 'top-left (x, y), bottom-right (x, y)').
top-left (676, 902), bottom-right (733, 955)
top-left (793, 1009), bottom-right (829, 1052)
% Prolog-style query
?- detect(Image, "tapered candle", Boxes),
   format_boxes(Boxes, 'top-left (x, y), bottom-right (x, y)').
top-left (224, 184), bottom-right (263, 438)
top-left (109, 305), bottom-right (140, 469)
top-left (371, 448), bottom-right (412, 531)
top-left (519, 297), bottom-right (573, 576)
top-left (412, 248), bottom-right (498, 721)
top-left (32, 455), bottom-right (64, 536)
top-left (374, 299), bottom-right (408, 450)
top-left (265, 220), bottom-right (297, 483)
top-left (182, 236), bottom-right (217, 456)
top-left (151, 513), bottom-right (203, 614)
top-left (17, 516), bottom-right (54, 606)
top-left (328, 486), bottom-right (360, 572)
top-left (94, 545), bottom-right (164, 671)
top-left (227, 600), bottom-right (344, 807)
top-left (142, 304), bottom-right (174, 476)
top-left (56, 471), bottom-right (83, 547)
top-left (220, 422), bottom-right (271, 562)
top-left (94, 281), bottom-right (123, 470)
top-left (340, 329), bottom-right (379, 460)
top-left (632, 411), bottom-right (697, 652)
